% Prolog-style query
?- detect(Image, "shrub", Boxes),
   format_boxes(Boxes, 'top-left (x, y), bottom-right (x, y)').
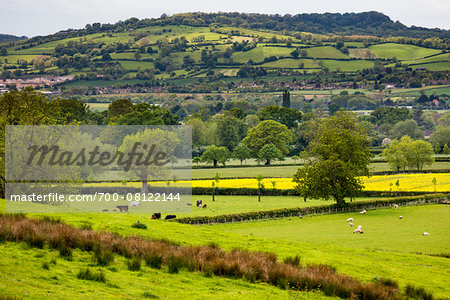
top-left (372, 276), bottom-right (399, 289)
top-left (167, 255), bottom-right (183, 274)
top-left (142, 291), bottom-right (159, 299)
top-left (93, 246), bottom-right (115, 266)
top-left (42, 262), bottom-right (50, 270)
top-left (76, 268), bottom-right (106, 283)
top-left (405, 284), bottom-right (433, 300)
top-left (283, 255), bottom-right (301, 268)
top-left (58, 242), bottom-right (73, 258)
top-left (127, 257), bottom-right (142, 271)
top-left (144, 253), bottom-right (163, 269)
top-left (131, 221), bottom-right (147, 229)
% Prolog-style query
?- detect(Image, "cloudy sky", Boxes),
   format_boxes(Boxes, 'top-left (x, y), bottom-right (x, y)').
top-left (1, 0), bottom-right (449, 37)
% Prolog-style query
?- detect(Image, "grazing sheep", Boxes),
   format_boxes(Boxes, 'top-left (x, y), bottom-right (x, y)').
top-left (347, 217), bottom-right (353, 222)
top-left (394, 204), bottom-right (399, 209)
top-left (299, 215), bottom-right (303, 219)
top-left (360, 210), bottom-right (366, 215)
top-left (399, 216), bottom-right (403, 219)
top-left (353, 228), bottom-right (364, 234)
top-left (130, 201), bottom-right (141, 208)
top-left (348, 222), bottom-right (353, 227)
top-left (423, 232), bottom-right (430, 236)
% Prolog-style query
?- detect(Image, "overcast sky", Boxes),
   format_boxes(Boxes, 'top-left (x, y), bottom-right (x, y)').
top-left (1, 0), bottom-right (449, 37)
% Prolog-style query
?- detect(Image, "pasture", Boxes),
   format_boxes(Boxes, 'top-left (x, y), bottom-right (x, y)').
top-left (1, 201), bottom-right (448, 298)
top-left (368, 43), bottom-right (441, 60)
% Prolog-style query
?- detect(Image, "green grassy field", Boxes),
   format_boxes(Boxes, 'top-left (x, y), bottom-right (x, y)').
top-left (217, 205), bottom-right (450, 255)
top-left (0, 242), bottom-right (321, 300)
top-left (369, 43), bottom-right (441, 60)
top-left (305, 46), bottom-right (349, 59)
top-left (6, 204), bottom-right (447, 298)
top-left (321, 60), bottom-right (375, 72)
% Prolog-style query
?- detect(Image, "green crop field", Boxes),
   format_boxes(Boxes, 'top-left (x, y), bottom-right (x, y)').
top-left (368, 43), bottom-right (441, 60)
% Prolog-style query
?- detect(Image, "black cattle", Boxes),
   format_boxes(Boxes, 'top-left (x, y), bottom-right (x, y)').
top-left (165, 215), bottom-right (176, 220)
top-left (116, 205), bottom-right (128, 212)
top-left (152, 213), bottom-right (161, 219)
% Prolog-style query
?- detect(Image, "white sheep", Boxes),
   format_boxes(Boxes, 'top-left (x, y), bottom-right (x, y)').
top-left (346, 217), bottom-right (353, 222)
top-left (399, 216), bottom-right (403, 219)
top-left (130, 201), bottom-right (141, 208)
top-left (394, 204), bottom-right (399, 209)
top-left (423, 232), bottom-right (430, 236)
top-left (348, 222), bottom-right (353, 227)
top-left (353, 228), bottom-right (364, 234)
top-left (360, 210), bottom-right (366, 215)
top-left (357, 225), bottom-right (362, 229)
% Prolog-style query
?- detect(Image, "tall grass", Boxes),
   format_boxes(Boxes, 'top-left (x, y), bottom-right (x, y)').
top-left (0, 213), bottom-right (416, 300)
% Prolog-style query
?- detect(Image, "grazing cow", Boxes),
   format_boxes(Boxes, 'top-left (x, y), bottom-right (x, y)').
top-left (102, 209), bottom-right (108, 212)
top-left (113, 209), bottom-right (117, 212)
top-left (151, 215), bottom-right (156, 220)
top-left (202, 204), bottom-right (207, 209)
top-left (196, 200), bottom-right (203, 207)
top-left (116, 205), bottom-right (128, 212)
top-left (165, 215), bottom-right (176, 220)
top-left (152, 213), bottom-right (161, 219)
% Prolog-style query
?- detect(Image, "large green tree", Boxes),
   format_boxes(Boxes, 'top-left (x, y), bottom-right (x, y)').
top-left (384, 136), bottom-right (434, 171)
top-left (232, 144), bottom-right (252, 165)
top-left (242, 120), bottom-right (293, 156)
top-left (200, 145), bottom-right (230, 167)
top-left (258, 143), bottom-right (283, 165)
top-left (293, 110), bottom-right (373, 206)
top-left (258, 105), bottom-right (302, 129)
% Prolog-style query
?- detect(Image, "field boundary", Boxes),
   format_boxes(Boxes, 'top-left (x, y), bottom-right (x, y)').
top-left (175, 194), bottom-right (449, 225)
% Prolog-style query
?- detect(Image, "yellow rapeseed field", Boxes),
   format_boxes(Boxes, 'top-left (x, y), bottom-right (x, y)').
top-left (97, 173), bottom-right (450, 192)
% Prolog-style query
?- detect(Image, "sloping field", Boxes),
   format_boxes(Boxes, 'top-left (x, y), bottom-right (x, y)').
top-left (369, 43), bottom-right (441, 60)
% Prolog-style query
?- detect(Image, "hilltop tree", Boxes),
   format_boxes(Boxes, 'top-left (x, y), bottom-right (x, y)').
top-left (293, 110), bottom-right (373, 206)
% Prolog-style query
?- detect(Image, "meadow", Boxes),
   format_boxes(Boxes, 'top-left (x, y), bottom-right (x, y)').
top-left (1, 200), bottom-right (448, 298)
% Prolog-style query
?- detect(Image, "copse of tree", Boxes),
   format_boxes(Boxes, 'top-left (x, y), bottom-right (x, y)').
top-left (369, 107), bottom-right (412, 126)
top-left (293, 110), bottom-right (373, 206)
top-left (215, 115), bottom-right (246, 151)
top-left (108, 99), bottom-right (134, 120)
top-left (383, 136), bottom-right (434, 172)
top-left (53, 99), bottom-right (90, 124)
top-left (430, 126), bottom-right (450, 149)
top-left (200, 145), bottom-right (230, 167)
top-left (258, 105), bottom-right (302, 129)
top-left (258, 143), bottom-right (283, 165)
top-left (117, 103), bottom-right (179, 126)
top-left (242, 120), bottom-right (293, 156)
top-left (388, 119), bottom-right (424, 140)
